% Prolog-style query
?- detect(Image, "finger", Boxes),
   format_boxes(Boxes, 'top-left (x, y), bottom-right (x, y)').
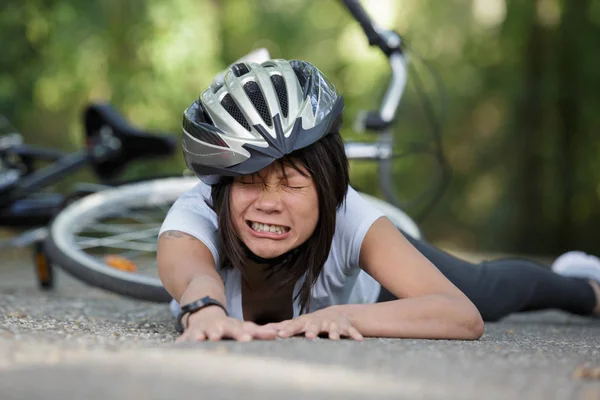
top-left (240, 322), bottom-right (277, 340)
top-left (178, 328), bottom-right (207, 342)
top-left (176, 329), bottom-right (206, 343)
top-left (347, 326), bottom-right (364, 341)
top-left (278, 320), bottom-right (305, 338)
top-left (304, 323), bottom-right (321, 339)
top-left (310, 319), bottom-right (328, 338)
top-left (328, 322), bottom-right (340, 340)
top-left (234, 332), bottom-right (253, 342)
top-left (175, 329), bottom-right (193, 343)
top-left (224, 324), bottom-right (252, 342)
top-left (254, 326), bottom-right (279, 340)
top-left (205, 326), bottom-right (224, 341)
top-left (261, 322), bottom-right (286, 331)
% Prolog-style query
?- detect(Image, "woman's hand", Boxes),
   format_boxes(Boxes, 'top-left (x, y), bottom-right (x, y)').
top-left (176, 307), bottom-right (279, 342)
top-left (263, 307), bottom-right (364, 341)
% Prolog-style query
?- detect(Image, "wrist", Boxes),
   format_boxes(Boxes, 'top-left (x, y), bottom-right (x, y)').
top-left (327, 304), bottom-right (349, 316)
top-left (187, 305), bottom-right (228, 324)
top-left (176, 296), bottom-right (228, 333)
top-left (327, 303), bottom-right (359, 324)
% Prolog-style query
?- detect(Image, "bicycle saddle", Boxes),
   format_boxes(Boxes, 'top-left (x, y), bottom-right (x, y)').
top-left (83, 103), bottom-right (176, 181)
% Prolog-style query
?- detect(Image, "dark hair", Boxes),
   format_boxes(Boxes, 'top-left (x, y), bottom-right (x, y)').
top-left (210, 117), bottom-right (349, 313)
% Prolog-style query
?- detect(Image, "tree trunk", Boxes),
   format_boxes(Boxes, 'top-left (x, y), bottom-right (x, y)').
top-left (556, 0), bottom-right (587, 253)
top-left (512, 1), bottom-right (546, 253)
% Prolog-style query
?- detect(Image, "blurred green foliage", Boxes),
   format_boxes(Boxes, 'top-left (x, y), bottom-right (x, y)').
top-left (1, 0), bottom-right (599, 255)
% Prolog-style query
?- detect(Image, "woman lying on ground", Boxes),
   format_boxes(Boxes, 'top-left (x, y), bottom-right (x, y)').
top-left (157, 59), bottom-right (600, 342)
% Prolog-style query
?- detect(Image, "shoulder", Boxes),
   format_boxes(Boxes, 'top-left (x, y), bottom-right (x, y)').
top-left (332, 185), bottom-right (385, 268)
top-left (159, 181), bottom-right (219, 262)
top-left (335, 185), bottom-right (385, 232)
top-left (172, 180), bottom-right (213, 209)
top-left (162, 180), bottom-right (217, 226)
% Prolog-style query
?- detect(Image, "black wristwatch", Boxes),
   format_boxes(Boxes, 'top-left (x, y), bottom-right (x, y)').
top-left (175, 296), bottom-right (228, 333)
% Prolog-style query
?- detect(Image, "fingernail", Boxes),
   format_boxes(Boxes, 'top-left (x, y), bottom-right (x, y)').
top-left (240, 334), bottom-right (252, 342)
top-left (278, 331), bottom-right (287, 337)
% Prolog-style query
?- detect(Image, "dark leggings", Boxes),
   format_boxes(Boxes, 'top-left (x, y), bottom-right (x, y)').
top-left (377, 234), bottom-right (597, 321)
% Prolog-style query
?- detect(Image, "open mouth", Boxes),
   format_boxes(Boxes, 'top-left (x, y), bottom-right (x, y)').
top-left (247, 220), bottom-right (290, 234)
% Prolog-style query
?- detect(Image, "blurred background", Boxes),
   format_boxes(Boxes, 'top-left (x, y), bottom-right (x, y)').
top-left (1, 0), bottom-right (599, 257)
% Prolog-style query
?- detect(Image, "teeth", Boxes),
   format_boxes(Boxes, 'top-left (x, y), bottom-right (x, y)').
top-left (251, 222), bottom-right (288, 234)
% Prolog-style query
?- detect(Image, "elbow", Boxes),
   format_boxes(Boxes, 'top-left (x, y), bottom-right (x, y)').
top-left (461, 300), bottom-right (485, 340)
top-left (441, 294), bottom-right (484, 340)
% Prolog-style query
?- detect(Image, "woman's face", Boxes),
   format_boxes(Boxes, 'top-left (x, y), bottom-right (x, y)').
top-left (230, 161), bottom-right (319, 259)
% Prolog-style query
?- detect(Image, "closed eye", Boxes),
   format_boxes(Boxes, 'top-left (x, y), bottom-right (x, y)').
top-left (237, 178), bottom-right (261, 185)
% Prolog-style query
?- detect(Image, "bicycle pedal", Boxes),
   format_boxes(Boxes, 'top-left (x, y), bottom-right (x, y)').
top-left (104, 255), bottom-right (138, 273)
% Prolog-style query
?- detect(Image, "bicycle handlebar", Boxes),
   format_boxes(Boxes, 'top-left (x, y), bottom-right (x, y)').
top-left (340, 0), bottom-right (406, 132)
top-left (340, 0), bottom-right (383, 49)
top-left (379, 53), bottom-right (407, 124)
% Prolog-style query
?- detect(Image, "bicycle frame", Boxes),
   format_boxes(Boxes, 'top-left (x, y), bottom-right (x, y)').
top-left (0, 103), bottom-right (176, 230)
top-left (0, 149), bottom-right (91, 209)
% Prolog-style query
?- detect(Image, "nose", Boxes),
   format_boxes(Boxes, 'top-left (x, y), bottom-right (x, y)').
top-left (253, 184), bottom-right (283, 214)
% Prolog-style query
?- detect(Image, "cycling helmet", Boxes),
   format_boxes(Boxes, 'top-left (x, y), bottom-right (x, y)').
top-left (182, 59), bottom-right (344, 184)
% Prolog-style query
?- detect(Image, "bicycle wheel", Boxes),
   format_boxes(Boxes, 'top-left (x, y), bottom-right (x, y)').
top-left (45, 177), bottom-right (421, 302)
top-left (45, 177), bottom-right (197, 302)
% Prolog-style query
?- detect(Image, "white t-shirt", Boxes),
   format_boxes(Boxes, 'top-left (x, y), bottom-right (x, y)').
top-left (160, 181), bottom-right (385, 320)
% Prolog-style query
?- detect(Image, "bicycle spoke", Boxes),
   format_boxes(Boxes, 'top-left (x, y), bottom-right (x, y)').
top-left (83, 222), bottom-right (159, 235)
top-left (74, 227), bottom-right (160, 250)
top-left (77, 240), bottom-right (157, 252)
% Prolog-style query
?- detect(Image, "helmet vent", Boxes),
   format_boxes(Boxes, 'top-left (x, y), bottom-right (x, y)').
top-left (192, 128), bottom-right (229, 148)
top-left (292, 67), bottom-right (309, 96)
top-left (183, 118), bottom-right (229, 148)
top-left (243, 81), bottom-right (272, 127)
top-left (232, 63), bottom-right (250, 77)
top-left (195, 103), bottom-right (213, 125)
top-left (270, 75), bottom-right (288, 118)
top-left (221, 94), bottom-right (251, 131)
top-left (310, 78), bottom-right (319, 114)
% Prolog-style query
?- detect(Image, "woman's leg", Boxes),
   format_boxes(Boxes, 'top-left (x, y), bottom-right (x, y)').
top-left (377, 233), bottom-right (597, 321)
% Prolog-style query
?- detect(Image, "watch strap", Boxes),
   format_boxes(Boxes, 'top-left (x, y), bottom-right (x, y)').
top-left (175, 296), bottom-right (228, 333)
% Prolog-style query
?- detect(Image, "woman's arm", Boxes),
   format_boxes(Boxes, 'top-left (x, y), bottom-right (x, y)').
top-left (159, 230), bottom-right (279, 341)
top-left (157, 230), bottom-right (227, 311)
top-left (337, 217), bottom-right (484, 340)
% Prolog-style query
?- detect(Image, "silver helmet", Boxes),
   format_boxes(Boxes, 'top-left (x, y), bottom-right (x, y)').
top-left (182, 59), bottom-right (344, 183)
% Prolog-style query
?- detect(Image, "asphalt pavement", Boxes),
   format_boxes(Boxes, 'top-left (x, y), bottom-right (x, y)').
top-left (0, 246), bottom-right (599, 400)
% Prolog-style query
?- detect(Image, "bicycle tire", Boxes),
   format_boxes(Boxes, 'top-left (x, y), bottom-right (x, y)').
top-left (45, 177), bottom-right (421, 302)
